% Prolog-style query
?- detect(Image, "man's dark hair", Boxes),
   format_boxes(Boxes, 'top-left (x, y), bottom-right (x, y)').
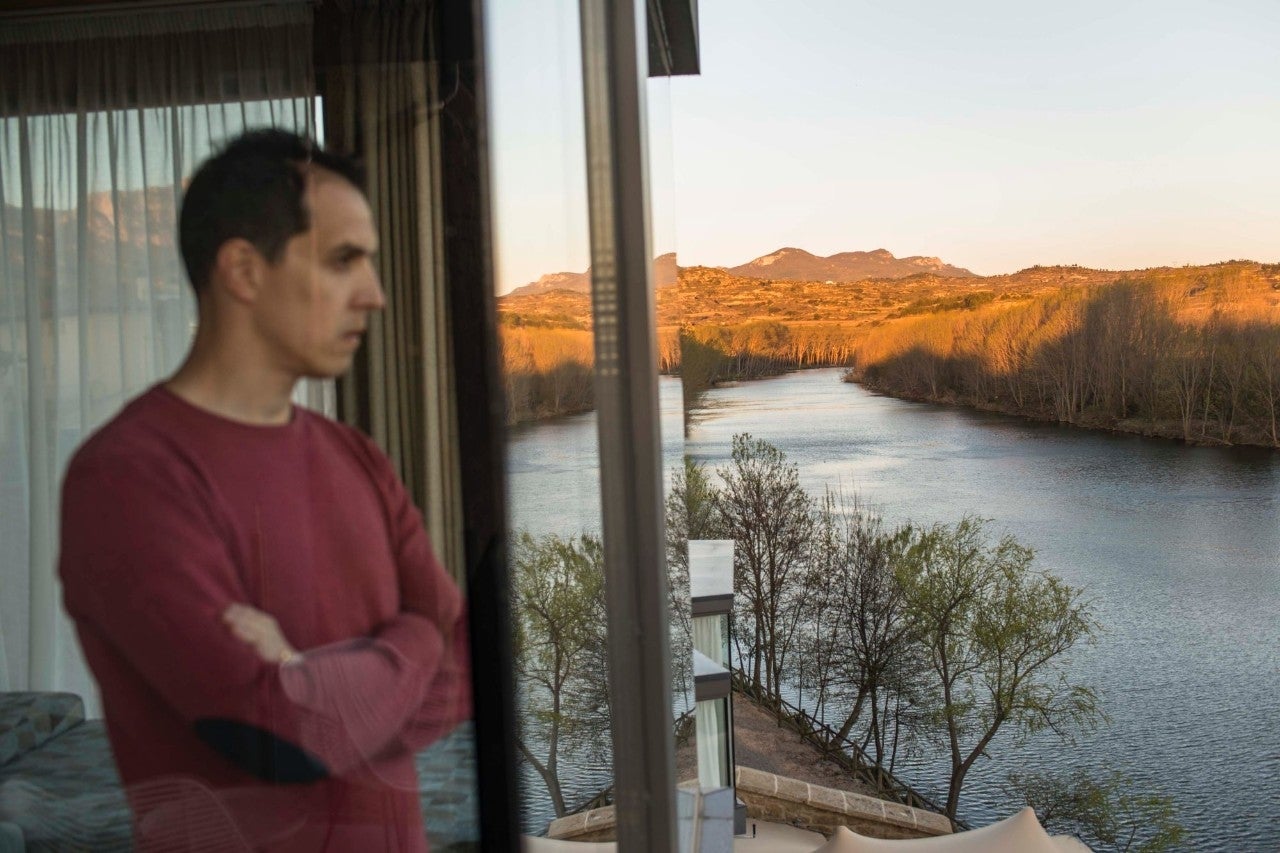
top-left (178, 129), bottom-right (364, 295)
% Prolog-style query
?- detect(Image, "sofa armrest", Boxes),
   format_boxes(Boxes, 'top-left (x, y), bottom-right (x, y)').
top-left (0, 819), bottom-right (25, 853)
top-left (0, 694), bottom-right (85, 768)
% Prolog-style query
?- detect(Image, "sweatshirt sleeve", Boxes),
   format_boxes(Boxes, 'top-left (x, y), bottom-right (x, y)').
top-left (59, 448), bottom-right (446, 782)
top-left (352, 430), bottom-right (474, 753)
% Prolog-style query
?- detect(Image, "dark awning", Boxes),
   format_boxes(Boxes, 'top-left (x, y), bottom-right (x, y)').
top-left (647, 0), bottom-right (699, 76)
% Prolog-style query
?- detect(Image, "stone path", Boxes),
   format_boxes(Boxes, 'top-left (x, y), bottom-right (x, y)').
top-left (420, 695), bottom-right (893, 850)
top-left (675, 693), bottom-right (884, 800)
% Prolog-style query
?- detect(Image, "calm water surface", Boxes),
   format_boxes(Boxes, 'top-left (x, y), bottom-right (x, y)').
top-left (508, 369), bottom-right (1280, 849)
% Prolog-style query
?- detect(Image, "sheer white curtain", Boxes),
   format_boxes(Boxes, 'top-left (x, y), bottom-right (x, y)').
top-left (695, 698), bottom-right (730, 789)
top-left (0, 3), bottom-right (317, 711)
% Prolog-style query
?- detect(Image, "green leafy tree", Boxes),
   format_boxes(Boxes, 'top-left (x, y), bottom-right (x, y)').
top-left (897, 517), bottom-right (1103, 822)
top-left (512, 531), bottom-right (610, 817)
top-left (1005, 769), bottom-right (1185, 852)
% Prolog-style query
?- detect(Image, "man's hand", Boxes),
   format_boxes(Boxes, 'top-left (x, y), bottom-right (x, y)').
top-left (223, 604), bottom-right (299, 665)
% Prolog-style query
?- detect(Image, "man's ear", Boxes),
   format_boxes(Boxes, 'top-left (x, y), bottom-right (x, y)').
top-left (211, 238), bottom-right (266, 305)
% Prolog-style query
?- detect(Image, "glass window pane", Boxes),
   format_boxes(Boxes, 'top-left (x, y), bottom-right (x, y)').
top-left (485, 0), bottom-right (613, 835)
top-left (2, 7), bottom-right (490, 851)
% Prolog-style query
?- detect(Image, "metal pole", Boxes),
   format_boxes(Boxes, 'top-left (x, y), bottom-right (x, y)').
top-left (578, 0), bottom-right (677, 849)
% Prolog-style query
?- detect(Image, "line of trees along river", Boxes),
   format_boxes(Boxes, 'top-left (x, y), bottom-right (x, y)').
top-left (850, 267), bottom-right (1280, 447)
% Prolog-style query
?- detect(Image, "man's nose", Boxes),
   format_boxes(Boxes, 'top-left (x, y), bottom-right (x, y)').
top-left (361, 271), bottom-right (387, 311)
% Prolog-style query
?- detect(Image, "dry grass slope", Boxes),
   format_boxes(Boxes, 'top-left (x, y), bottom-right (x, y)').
top-left (496, 260), bottom-right (1280, 445)
top-left (849, 263), bottom-right (1280, 446)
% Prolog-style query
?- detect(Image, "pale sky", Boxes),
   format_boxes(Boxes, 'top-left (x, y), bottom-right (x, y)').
top-left (486, 0), bottom-right (1280, 293)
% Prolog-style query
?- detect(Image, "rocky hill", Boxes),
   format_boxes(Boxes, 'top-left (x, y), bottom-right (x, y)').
top-left (507, 252), bottom-right (678, 296)
top-left (727, 247), bottom-right (976, 282)
top-left (503, 244), bottom-right (970, 298)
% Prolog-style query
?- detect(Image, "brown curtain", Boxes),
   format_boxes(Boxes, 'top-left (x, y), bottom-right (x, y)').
top-left (317, 0), bottom-right (464, 584)
top-left (0, 4), bottom-right (314, 116)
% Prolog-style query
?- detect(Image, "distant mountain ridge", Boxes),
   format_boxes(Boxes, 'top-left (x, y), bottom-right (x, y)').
top-left (727, 246), bottom-right (976, 282)
top-left (500, 256), bottom-right (1280, 333)
top-left (506, 246), bottom-right (974, 296)
top-left (508, 252), bottom-right (678, 296)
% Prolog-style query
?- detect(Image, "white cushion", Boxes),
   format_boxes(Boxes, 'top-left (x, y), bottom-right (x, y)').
top-left (811, 808), bottom-right (1070, 853)
top-left (522, 837), bottom-right (616, 852)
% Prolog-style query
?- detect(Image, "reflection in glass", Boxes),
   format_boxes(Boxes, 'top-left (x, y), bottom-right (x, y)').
top-left (489, 0), bottom-right (692, 841)
top-left (485, 0), bottom-right (612, 835)
top-left (689, 540), bottom-right (735, 795)
top-left (2, 4), bottom-right (485, 850)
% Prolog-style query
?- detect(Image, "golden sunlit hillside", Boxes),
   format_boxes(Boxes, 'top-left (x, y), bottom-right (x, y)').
top-left (499, 262), bottom-right (1174, 331)
top-left (496, 258), bottom-right (1280, 444)
top-left (849, 263), bottom-right (1280, 446)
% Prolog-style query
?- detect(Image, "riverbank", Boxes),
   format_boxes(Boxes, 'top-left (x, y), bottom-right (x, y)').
top-left (847, 372), bottom-right (1280, 449)
top-left (513, 364), bottom-right (1280, 450)
top-left (507, 360), bottom-right (851, 426)
top-left (679, 369), bottom-right (1279, 851)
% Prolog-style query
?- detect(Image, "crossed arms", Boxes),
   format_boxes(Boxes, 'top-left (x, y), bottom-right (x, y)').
top-left (60, 447), bottom-right (471, 784)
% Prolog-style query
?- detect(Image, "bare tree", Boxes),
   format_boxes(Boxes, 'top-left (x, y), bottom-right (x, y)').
top-left (1247, 324), bottom-right (1280, 445)
top-left (717, 433), bottom-right (814, 696)
top-left (802, 493), bottom-right (925, 768)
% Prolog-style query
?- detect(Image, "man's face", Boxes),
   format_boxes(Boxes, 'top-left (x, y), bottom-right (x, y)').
top-left (253, 170), bottom-right (383, 379)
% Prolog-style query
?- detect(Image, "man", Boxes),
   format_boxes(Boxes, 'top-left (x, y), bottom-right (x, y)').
top-left (59, 130), bottom-right (470, 852)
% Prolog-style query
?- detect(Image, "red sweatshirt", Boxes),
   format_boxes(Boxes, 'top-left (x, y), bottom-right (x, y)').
top-left (59, 384), bottom-right (471, 852)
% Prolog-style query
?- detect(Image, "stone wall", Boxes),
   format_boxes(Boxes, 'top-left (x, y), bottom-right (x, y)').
top-left (547, 805), bottom-right (617, 842)
top-left (546, 768), bottom-right (952, 842)
top-left (734, 766), bottom-right (952, 839)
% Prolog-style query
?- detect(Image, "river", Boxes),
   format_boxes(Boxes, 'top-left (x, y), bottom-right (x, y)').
top-left (506, 369), bottom-right (1280, 849)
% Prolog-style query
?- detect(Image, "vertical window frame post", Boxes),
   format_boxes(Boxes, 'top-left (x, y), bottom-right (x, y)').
top-left (579, 0), bottom-right (678, 848)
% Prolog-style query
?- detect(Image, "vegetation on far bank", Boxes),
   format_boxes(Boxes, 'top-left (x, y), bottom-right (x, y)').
top-left (848, 265), bottom-right (1280, 447)
top-left (500, 326), bottom-right (595, 424)
top-left (496, 259), bottom-right (1112, 423)
top-left (499, 261), bottom-right (1280, 447)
